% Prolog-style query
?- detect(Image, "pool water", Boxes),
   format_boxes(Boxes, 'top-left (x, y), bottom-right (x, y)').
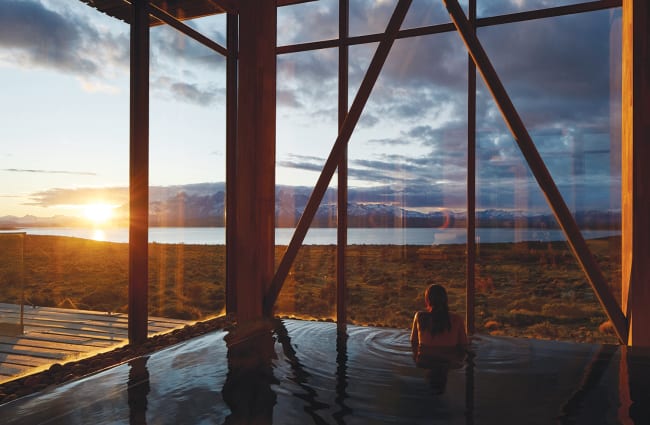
top-left (1, 319), bottom-right (649, 424)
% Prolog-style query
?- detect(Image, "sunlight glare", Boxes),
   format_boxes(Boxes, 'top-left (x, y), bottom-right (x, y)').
top-left (83, 203), bottom-right (114, 225)
top-left (91, 229), bottom-right (106, 241)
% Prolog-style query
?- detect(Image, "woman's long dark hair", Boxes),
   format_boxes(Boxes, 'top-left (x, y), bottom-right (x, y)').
top-left (421, 284), bottom-right (451, 336)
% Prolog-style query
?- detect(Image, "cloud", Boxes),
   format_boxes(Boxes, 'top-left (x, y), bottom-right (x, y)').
top-left (366, 138), bottom-right (411, 146)
top-left (170, 82), bottom-right (220, 106)
top-left (3, 168), bottom-right (96, 176)
top-left (24, 182), bottom-right (227, 209)
top-left (277, 49), bottom-right (338, 111)
top-left (152, 77), bottom-right (224, 106)
top-left (26, 186), bottom-right (128, 207)
top-left (358, 114), bottom-right (380, 127)
top-left (0, 0), bottom-right (231, 108)
top-left (3, 1), bottom-right (618, 213)
top-left (277, 89), bottom-right (304, 108)
top-left (150, 24), bottom-right (226, 70)
top-left (277, 154), bottom-right (325, 173)
top-left (277, 0), bottom-right (339, 46)
top-left (278, 2), bottom-right (616, 136)
top-left (0, 0), bottom-right (128, 80)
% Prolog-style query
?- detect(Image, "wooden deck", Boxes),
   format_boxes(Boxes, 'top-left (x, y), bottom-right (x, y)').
top-left (0, 303), bottom-right (191, 382)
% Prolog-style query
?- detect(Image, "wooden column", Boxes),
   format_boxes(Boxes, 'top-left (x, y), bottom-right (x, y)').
top-left (234, 0), bottom-right (276, 321)
top-left (128, 0), bottom-right (149, 345)
top-left (466, 0), bottom-right (476, 336)
top-left (337, 0), bottom-right (349, 331)
top-left (225, 12), bottom-right (238, 314)
top-left (622, 0), bottom-right (650, 346)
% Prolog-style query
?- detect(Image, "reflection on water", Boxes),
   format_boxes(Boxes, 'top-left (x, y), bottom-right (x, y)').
top-left (91, 228), bottom-right (106, 242)
top-left (415, 347), bottom-right (468, 396)
top-left (1, 319), bottom-right (650, 424)
top-left (127, 357), bottom-right (149, 425)
top-left (222, 321), bottom-right (277, 425)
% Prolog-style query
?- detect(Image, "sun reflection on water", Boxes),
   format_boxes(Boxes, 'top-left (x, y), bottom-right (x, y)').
top-left (91, 229), bottom-right (106, 242)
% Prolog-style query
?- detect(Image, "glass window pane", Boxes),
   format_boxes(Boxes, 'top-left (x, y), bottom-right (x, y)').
top-left (350, 0), bottom-right (466, 36)
top-left (276, 49), bottom-right (339, 320)
top-left (347, 33), bottom-right (468, 329)
top-left (149, 23), bottom-right (227, 321)
top-left (478, 0), bottom-right (597, 18)
top-left (350, 0), bottom-right (395, 37)
top-left (475, 9), bottom-right (621, 343)
top-left (0, 1), bottom-right (130, 379)
top-left (278, 0), bottom-right (339, 46)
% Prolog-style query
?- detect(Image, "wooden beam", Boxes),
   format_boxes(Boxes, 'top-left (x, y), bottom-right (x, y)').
top-left (622, 0), bottom-right (650, 346)
top-left (277, 0), bottom-right (317, 6)
top-left (235, 0), bottom-right (276, 321)
top-left (265, 0), bottom-right (413, 314)
top-left (477, 0), bottom-right (621, 27)
top-left (466, 0), bottom-right (476, 336)
top-left (148, 3), bottom-right (228, 56)
top-left (128, 0), bottom-right (150, 345)
top-left (443, 0), bottom-right (628, 344)
top-left (337, 0), bottom-right (349, 330)
top-left (225, 12), bottom-right (238, 315)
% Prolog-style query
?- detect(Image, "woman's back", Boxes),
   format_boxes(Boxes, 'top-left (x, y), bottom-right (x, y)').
top-left (411, 311), bottom-right (467, 350)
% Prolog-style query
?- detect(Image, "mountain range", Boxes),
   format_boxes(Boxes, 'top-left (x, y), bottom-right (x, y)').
top-left (0, 184), bottom-right (621, 229)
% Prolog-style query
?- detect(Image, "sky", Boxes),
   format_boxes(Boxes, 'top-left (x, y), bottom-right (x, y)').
top-left (0, 0), bottom-right (622, 223)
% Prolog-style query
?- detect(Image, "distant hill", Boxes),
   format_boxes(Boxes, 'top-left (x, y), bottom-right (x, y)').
top-left (0, 184), bottom-right (621, 230)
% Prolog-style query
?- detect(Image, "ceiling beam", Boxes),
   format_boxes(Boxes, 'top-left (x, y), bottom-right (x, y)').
top-left (79, 0), bottom-right (319, 24)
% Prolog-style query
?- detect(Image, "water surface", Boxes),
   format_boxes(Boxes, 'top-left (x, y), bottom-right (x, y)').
top-left (1, 319), bottom-right (648, 424)
top-left (2, 227), bottom-right (621, 245)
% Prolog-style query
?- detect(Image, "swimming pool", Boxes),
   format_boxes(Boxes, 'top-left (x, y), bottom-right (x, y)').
top-left (1, 319), bottom-right (649, 424)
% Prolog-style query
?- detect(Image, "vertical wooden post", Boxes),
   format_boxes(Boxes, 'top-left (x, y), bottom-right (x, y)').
top-left (337, 0), bottom-right (349, 331)
top-left (466, 0), bottom-right (476, 336)
top-left (622, 0), bottom-right (650, 346)
top-left (129, 0), bottom-right (149, 345)
top-left (225, 12), bottom-right (238, 314)
top-left (235, 0), bottom-right (276, 321)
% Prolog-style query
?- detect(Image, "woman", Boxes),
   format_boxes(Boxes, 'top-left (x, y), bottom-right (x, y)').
top-left (410, 284), bottom-right (467, 358)
top-left (410, 284), bottom-right (468, 394)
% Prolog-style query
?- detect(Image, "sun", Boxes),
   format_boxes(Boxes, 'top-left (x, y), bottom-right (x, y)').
top-left (82, 203), bottom-right (114, 225)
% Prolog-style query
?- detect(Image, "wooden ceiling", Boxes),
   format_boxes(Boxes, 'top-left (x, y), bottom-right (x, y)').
top-left (79, 0), bottom-right (315, 25)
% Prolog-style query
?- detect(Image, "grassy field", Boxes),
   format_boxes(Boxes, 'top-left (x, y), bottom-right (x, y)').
top-left (0, 234), bottom-right (620, 344)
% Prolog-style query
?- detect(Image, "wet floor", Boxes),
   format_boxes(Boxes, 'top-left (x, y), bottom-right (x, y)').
top-left (1, 319), bottom-right (650, 424)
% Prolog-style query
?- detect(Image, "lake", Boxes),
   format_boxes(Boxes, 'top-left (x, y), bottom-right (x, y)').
top-left (1, 227), bottom-right (621, 246)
